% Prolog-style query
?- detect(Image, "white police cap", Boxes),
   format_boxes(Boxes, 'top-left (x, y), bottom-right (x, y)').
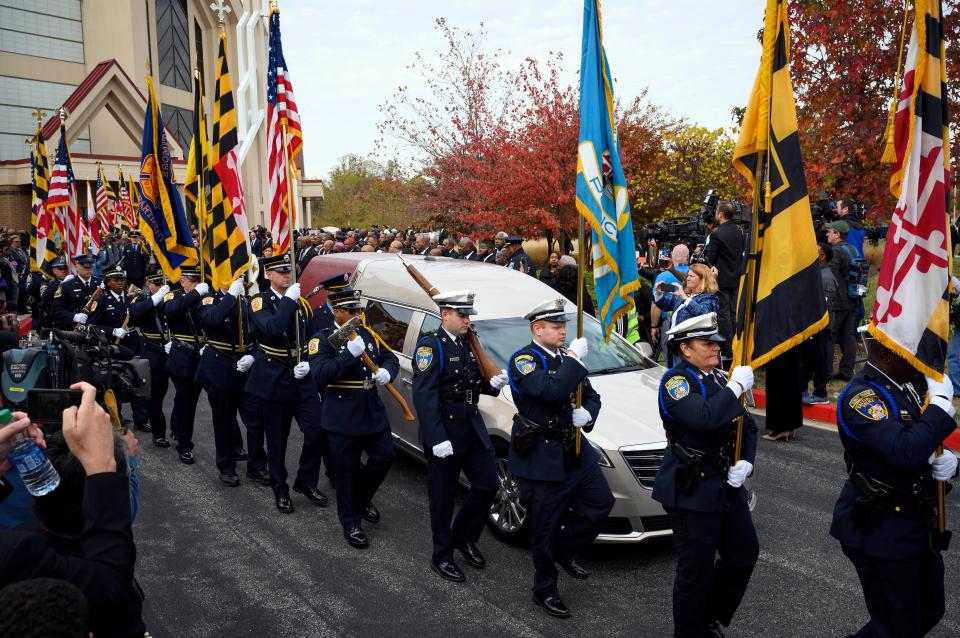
top-left (432, 290), bottom-right (477, 315)
top-left (524, 298), bottom-right (571, 323)
top-left (666, 312), bottom-right (724, 342)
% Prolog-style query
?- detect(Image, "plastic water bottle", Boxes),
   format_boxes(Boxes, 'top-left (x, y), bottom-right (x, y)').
top-left (6, 409), bottom-right (60, 496)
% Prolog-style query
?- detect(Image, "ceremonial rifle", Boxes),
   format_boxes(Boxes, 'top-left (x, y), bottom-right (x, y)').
top-left (395, 253), bottom-right (500, 379)
top-left (114, 283), bottom-right (141, 344)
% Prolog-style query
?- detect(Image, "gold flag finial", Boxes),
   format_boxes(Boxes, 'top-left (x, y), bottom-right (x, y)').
top-left (210, 0), bottom-right (232, 27)
top-left (31, 108), bottom-right (46, 127)
top-left (270, 0), bottom-right (279, 12)
top-left (57, 106), bottom-right (68, 122)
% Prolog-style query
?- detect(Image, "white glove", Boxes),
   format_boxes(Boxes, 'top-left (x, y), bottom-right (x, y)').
top-left (73, 313), bottom-right (88, 324)
top-left (284, 283), bottom-right (301, 300)
top-left (293, 361), bottom-right (310, 379)
top-left (727, 366), bottom-right (755, 398)
top-left (490, 369), bottom-right (509, 390)
top-left (567, 337), bottom-right (588, 359)
top-left (151, 284), bottom-right (170, 306)
top-left (98, 282), bottom-right (105, 290)
top-left (63, 274), bottom-right (74, 283)
top-left (194, 282), bottom-right (209, 296)
top-left (112, 328), bottom-right (127, 338)
top-left (236, 354), bottom-right (254, 372)
top-left (228, 278), bottom-right (244, 297)
top-left (164, 341), bottom-right (172, 354)
top-left (726, 459), bottom-right (753, 488)
top-left (346, 337), bottom-right (365, 357)
top-left (373, 368), bottom-right (391, 385)
top-left (929, 450), bottom-right (958, 481)
top-left (925, 375), bottom-right (956, 417)
top-left (432, 440), bottom-right (454, 458)
top-left (572, 407), bottom-right (592, 428)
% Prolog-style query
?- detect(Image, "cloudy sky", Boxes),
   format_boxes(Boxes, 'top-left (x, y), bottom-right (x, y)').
top-left (279, 0), bottom-right (766, 179)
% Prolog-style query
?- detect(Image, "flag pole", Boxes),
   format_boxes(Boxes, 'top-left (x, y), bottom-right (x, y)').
top-left (195, 67), bottom-right (207, 286)
top-left (283, 119), bottom-right (302, 362)
top-left (575, 215), bottom-right (585, 457)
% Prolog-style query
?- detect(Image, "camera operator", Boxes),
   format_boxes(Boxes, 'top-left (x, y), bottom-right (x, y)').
top-left (836, 199), bottom-right (865, 258)
top-left (703, 202), bottom-right (745, 362)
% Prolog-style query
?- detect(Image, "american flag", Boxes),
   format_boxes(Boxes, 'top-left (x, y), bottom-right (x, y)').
top-left (266, 7), bottom-right (303, 255)
top-left (118, 169), bottom-right (135, 231)
top-left (85, 180), bottom-right (101, 253)
top-left (46, 124), bottom-right (82, 273)
top-left (94, 167), bottom-right (111, 237)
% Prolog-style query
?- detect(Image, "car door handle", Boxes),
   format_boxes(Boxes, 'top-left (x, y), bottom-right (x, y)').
top-left (401, 378), bottom-right (413, 386)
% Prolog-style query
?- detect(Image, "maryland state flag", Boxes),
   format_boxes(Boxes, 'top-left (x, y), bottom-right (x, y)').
top-left (575, 0), bottom-right (639, 339)
top-left (731, 0), bottom-right (827, 368)
top-left (137, 75), bottom-right (196, 280)
top-left (184, 68), bottom-right (210, 273)
top-left (870, 0), bottom-right (951, 378)
top-left (206, 34), bottom-right (251, 289)
top-left (30, 126), bottom-right (57, 276)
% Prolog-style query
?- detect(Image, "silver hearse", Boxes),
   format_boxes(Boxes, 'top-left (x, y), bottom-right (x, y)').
top-left (300, 253), bottom-right (671, 544)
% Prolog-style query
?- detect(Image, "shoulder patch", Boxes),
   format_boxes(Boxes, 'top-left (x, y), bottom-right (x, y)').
top-left (251, 297), bottom-right (263, 312)
top-left (163, 292), bottom-right (175, 302)
top-left (849, 389), bottom-right (889, 421)
top-left (54, 286), bottom-right (62, 298)
top-left (308, 337), bottom-right (320, 355)
top-left (514, 353), bottom-right (537, 376)
top-left (202, 296), bottom-right (214, 305)
top-left (664, 375), bottom-right (690, 400)
top-left (415, 345), bottom-right (433, 371)
top-left (89, 300), bottom-right (97, 312)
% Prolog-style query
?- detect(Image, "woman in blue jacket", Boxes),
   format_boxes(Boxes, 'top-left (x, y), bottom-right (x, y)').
top-left (654, 263), bottom-right (720, 367)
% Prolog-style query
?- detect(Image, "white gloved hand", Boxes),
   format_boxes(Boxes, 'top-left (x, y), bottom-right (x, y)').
top-left (194, 283), bottom-right (209, 297)
top-left (925, 375), bottom-right (956, 417)
top-left (112, 328), bottom-right (127, 339)
top-left (346, 337), bottom-right (365, 358)
top-left (572, 407), bottom-right (592, 428)
top-left (726, 460), bottom-right (753, 488)
top-left (284, 283), bottom-right (301, 300)
top-left (727, 366), bottom-right (755, 398)
top-left (200, 346), bottom-right (207, 356)
top-left (432, 440), bottom-right (454, 459)
top-left (490, 369), bottom-right (509, 390)
top-left (929, 450), bottom-right (959, 481)
top-left (293, 361), bottom-right (310, 379)
top-left (98, 282), bottom-right (105, 290)
top-left (151, 284), bottom-right (170, 306)
top-left (567, 337), bottom-right (588, 359)
top-left (73, 313), bottom-right (88, 324)
top-left (373, 368), bottom-right (391, 385)
top-left (63, 274), bottom-right (75, 283)
top-left (227, 278), bottom-right (244, 297)
top-left (164, 341), bottom-right (172, 354)
top-left (236, 354), bottom-right (254, 372)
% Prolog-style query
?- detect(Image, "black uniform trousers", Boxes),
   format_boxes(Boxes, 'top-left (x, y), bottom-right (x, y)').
top-left (243, 395), bottom-right (267, 475)
top-left (841, 544), bottom-right (945, 638)
top-left (133, 367), bottom-right (169, 438)
top-left (516, 460), bottom-right (614, 596)
top-left (831, 306), bottom-right (859, 378)
top-left (205, 387), bottom-right (255, 474)
top-left (426, 427), bottom-right (498, 564)
top-left (665, 499), bottom-right (759, 638)
top-left (327, 428), bottom-right (395, 529)
top-left (170, 375), bottom-right (202, 454)
top-left (262, 394), bottom-right (330, 499)
top-left (800, 328), bottom-right (832, 398)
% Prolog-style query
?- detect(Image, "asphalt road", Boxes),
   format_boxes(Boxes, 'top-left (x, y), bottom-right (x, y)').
top-left (133, 400), bottom-right (960, 638)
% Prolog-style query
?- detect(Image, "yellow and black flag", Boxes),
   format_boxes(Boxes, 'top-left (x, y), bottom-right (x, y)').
top-left (184, 68), bottom-right (211, 274)
top-left (30, 125), bottom-right (57, 276)
top-left (206, 33), bottom-right (251, 290)
top-left (731, 0), bottom-right (828, 368)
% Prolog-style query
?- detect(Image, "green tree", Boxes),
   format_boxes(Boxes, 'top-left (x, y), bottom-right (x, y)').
top-left (316, 154), bottom-right (422, 229)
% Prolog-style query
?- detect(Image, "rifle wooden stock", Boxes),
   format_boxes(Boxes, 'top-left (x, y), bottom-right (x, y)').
top-left (357, 346), bottom-right (414, 421)
top-left (114, 284), bottom-right (141, 344)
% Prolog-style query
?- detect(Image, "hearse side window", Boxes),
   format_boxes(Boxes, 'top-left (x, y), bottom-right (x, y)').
top-left (419, 314), bottom-right (441, 339)
top-left (363, 300), bottom-right (414, 353)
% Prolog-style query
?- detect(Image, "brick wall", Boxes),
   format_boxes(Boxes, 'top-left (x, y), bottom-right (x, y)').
top-left (0, 186), bottom-right (31, 232)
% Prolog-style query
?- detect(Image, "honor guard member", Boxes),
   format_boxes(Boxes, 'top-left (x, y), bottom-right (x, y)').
top-left (505, 236), bottom-right (535, 276)
top-left (412, 291), bottom-right (509, 581)
top-left (309, 286), bottom-right (399, 548)
top-left (128, 268), bottom-right (172, 447)
top-left (35, 255), bottom-right (69, 332)
top-left (164, 265), bottom-right (209, 464)
top-left (315, 272), bottom-right (352, 331)
top-left (21, 268), bottom-right (44, 324)
top-left (89, 262), bottom-right (133, 345)
top-left (49, 254), bottom-right (100, 330)
top-left (831, 330), bottom-right (957, 638)
top-left (196, 277), bottom-right (259, 487)
top-left (246, 253), bottom-right (331, 514)
top-left (652, 313), bottom-right (758, 638)
top-left (506, 298), bottom-right (614, 618)
top-left (122, 230), bottom-right (148, 288)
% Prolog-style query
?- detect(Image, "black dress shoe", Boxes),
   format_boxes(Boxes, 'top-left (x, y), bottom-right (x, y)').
top-left (362, 502), bottom-right (380, 524)
top-left (292, 483), bottom-right (328, 507)
top-left (234, 449), bottom-right (248, 461)
top-left (219, 472), bottom-right (240, 487)
top-left (343, 527), bottom-right (369, 549)
top-left (275, 496), bottom-right (295, 513)
top-left (557, 557), bottom-right (590, 579)
top-left (454, 541), bottom-right (486, 569)
top-left (246, 469), bottom-right (272, 486)
top-left (153, 437), bottom-right (170, 448)
top-left (134, 422), bottom-right (152, 433)
top-left (431, 560), bottom-right (465, 582)
top-left (533, 592), bottom-right (570, 618)
top-left (178, 451), bottom-right (195, 465)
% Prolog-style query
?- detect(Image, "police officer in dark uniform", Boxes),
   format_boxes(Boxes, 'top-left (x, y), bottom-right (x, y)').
top-left (164, 265), bottom-right (209, 464)
top-left (505, 236), bottom-right (534, 276)
top-left (412, 290), bottom-right (508, 581)
top-left (196, 276), bottom-right (259, 487)
top-left (314, 272), bottom-right (352, 332)
top-left (309, 286), bottom-right (399, 548)
top-left (506, 298), bottom-right (614, 618)
top-left (652, 312), bottom-right (758, 638)
top-left (122, 230), bottom-right (148, 288)
top-left (246, 253), bottom-right (331, 513)
top-left (128, 268), bottom-right (171, 447)
top-left (831, 330), bottom-right (957, 638)
top-left (49, 254), bottom-right (100, 330)
top-left (34, 255), bottom-right (69, 332)
top-left (88, 261), bottom-right (133, 346)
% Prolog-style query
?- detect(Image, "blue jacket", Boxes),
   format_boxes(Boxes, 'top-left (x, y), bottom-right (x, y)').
top-left (245, 289), bottom-right (318, 402)
top-left (49, 276), bottom-right (101, 330)
top-left (128, 290), bottom-right (166, 369)
top-left (195, 290), bottom-right (253, 391)
top-left (655, 291), bottom-right (720, 329)
top-left (163, 288), bottom-right (205, 378)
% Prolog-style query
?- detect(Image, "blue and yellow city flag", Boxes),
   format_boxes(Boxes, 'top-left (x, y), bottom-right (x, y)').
top-left (136, 75), bottom-right (196, 280)
top-left (575, 0), bottom-right (639, 339)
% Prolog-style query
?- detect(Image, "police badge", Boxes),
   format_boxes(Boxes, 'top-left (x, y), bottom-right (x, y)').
top-left (416, 346), bottom-right (433, 371)
top-left (514, 354), bottom-right (536, 375)
top-left (664, 375), bottom-right (690, 400)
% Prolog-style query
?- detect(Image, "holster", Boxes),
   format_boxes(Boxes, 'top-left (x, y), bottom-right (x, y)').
top-left (511, 413), bottom-right (538, 457)
top-left (850, 472), bottom-right (892, 532)
top-left (671, 442), bottom-right (701, 494)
